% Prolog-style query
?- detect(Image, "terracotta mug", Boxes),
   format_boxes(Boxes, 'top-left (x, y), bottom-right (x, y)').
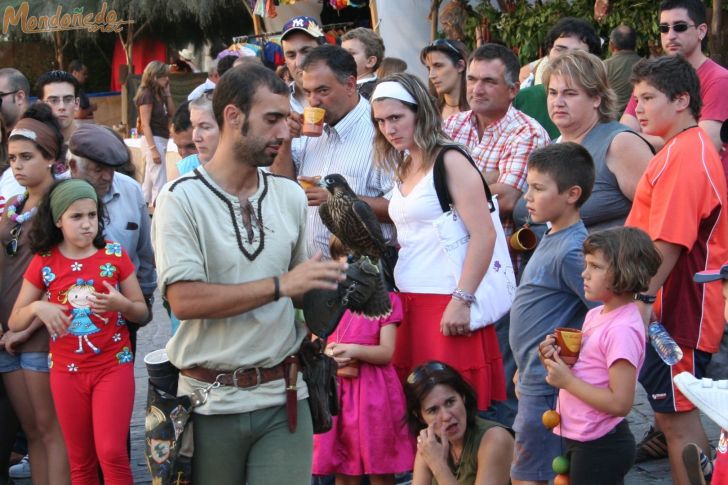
top-left (298, 176), bottom-right (321, 190)
top-left (554, 327), bottom-right (582, 365)
top-left (336, 359), bottom-right (359, 378)
top-left (301, 107), bottom-right (326, 137)
top-left (510, 225), bottom-right (538, 252)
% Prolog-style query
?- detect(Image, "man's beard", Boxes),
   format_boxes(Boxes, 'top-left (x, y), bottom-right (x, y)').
top-left (232, 122), bottom-right (280, 167)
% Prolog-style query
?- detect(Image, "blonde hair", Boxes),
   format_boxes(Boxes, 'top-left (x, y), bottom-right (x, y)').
top-left (371, 73), bottom-right (453, 181)
top-left (134, 61), bottom-right (169, 103)
top-left (543, 50), bottom-right (617, 123)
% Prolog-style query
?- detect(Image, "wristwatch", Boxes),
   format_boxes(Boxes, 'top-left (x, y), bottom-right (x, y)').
top-left (634, 293), bottom-right (656, 304)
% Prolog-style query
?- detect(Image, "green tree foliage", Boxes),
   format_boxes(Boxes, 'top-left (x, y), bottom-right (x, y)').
top-left (476, 0), bottom-right (661, 64)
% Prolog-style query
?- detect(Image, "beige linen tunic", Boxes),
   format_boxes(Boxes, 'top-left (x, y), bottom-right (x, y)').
top-left (152, 167), bottom-right (309, 415)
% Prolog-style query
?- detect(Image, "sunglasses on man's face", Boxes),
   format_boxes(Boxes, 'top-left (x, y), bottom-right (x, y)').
top-left (6, 224), bottom-right (21, 257)
top-left (0, 89), bottom-right (20, 110)
top-left (658, 22), bottom-right (695, 34)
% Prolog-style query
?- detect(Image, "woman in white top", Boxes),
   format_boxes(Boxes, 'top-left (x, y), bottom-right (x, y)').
top-left (370, 74), bottom-right (506, 410)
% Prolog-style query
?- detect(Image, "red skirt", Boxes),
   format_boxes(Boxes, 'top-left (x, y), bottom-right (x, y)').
top-left (393, 293), bottom-right (506, 410)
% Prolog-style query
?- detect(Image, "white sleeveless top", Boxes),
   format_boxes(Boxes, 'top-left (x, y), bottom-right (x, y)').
top-left (388, 169), bottom-right (457, 294)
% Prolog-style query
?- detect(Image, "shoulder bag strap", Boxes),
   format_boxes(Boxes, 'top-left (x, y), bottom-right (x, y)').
top-left (432, 144), bottom-right (495, 213)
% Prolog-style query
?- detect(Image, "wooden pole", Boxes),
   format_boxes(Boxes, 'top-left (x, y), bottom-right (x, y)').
top-left (369, 0), bottom-right (379, 33)
top-left (241, 0), bottom-right (261, 36)
top-left (430, 0), bottom-right (441, 41)
top-left (253, 14), bottom-right (262, 35)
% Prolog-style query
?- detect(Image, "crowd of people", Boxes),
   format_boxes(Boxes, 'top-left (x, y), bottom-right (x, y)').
top-left (1, 0), bottom-right (728, 484)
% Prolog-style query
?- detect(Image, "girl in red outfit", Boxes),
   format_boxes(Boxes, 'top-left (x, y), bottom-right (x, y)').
top-left (10, 178), bottom-right (148, 485)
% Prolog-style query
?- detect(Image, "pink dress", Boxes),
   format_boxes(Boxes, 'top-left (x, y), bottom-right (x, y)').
top-left (312, 293), bottom-right (416, 476)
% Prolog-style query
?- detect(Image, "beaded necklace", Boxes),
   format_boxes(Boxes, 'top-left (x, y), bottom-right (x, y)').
top-left (6, 192), bottom-right (37, 224)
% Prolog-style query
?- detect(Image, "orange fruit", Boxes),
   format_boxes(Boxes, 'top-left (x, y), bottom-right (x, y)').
top-left (542, 409), bottom-right (560, 429)
top-left (554, 473), bottom-right (570, 485)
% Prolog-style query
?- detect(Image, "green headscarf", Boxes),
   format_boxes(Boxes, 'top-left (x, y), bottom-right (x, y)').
top-left (50, 179), bottom-right (98, 222)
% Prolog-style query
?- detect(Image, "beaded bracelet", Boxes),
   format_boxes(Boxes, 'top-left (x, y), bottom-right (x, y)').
top-left (452, 287), bottom-right (476, 307)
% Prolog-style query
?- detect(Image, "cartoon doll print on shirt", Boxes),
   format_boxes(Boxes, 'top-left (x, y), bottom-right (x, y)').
top-left (61, 279), bottom-right (108, 354)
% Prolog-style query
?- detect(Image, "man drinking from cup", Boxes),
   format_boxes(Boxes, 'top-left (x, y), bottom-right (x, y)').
top-left (271, 45), bottom-right (395, 260)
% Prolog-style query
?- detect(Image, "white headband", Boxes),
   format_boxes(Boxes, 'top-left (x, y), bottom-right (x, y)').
top-left (9, 128), bottom-right (37, 141)
top-left (371, 81), bottom-right (417, 105)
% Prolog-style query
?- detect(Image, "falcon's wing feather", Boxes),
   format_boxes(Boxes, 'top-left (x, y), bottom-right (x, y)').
top-left (351, 200), bottom-right (386, 253)
top-left (319, 201), bottom-right (337, 235)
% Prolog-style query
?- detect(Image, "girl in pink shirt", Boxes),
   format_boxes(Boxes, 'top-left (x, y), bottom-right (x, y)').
top-left (539, 227), bottom-right (661, 484)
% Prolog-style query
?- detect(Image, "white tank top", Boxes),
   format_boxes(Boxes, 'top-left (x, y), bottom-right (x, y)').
top-left (388, 169), bottom-right (457, 294)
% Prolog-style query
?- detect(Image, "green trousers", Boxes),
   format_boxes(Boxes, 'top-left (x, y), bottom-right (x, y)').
top-left (192, 399), bottom-right (313, 484)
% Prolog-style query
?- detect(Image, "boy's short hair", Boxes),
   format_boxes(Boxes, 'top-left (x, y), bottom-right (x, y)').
top-left (171, 100), bottom-right (192, 134)
top-left (341, 28), bottom-right (385, 72)
top-left (527, 142), bottom-right (595, 207)
top-left (583, 227), bottom-right (662, 294)
top-left (544, 17), bottom-right (602, 56)
top-left (35, 70), bottom-right (79, 98)
top-left (630, 55), bottom-right (702, 120)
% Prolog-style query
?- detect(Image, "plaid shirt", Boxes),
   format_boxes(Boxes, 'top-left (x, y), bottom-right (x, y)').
top-left (444, 105), bottom-right (549, 271)
top-left (444, 105), bottom-right (550, 192)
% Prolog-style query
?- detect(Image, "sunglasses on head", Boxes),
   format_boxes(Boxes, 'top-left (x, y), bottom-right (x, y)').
top-left (658, 22), bottom-right (695, 33)
top-left (429, 39), bottom-right (463, 60)
top-left (406, 361), bottom-right (448, 385)
top-left (6, 224), bottom-right (21, 257)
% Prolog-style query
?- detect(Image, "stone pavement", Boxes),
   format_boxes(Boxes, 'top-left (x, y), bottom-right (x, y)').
top-left (12, 294), bottom-right (720, 484)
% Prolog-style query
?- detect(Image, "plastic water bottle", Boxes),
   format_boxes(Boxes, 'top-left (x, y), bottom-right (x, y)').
top-left (648, 322), bottom-right (683, 365)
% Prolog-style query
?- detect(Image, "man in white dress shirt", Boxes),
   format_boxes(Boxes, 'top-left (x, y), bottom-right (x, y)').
top-left (271, 44), bottom-right (395, 260)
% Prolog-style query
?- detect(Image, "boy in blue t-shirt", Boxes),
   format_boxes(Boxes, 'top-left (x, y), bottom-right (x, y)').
top-left (509, 142), bottom-right (596, 484)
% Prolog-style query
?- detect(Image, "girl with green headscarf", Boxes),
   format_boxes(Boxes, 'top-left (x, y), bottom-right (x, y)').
top-left (8, 178), bottom-right (149, 484)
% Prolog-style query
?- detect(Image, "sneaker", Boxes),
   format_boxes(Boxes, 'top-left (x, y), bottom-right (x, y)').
top-left (635, 425), bottom-right (669, 463)
top-left (682, 443), bottom-right (711, 485)
top-left (674, 371), bottom-right (728, 430)
top-left (8, 454), bottom-right (30, 479)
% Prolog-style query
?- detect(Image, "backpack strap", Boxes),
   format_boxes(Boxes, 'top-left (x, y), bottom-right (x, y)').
top-left (432, 144), bottom-right (495, 213)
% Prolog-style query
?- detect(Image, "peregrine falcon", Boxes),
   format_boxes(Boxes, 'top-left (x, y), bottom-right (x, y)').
top-left (319, 174), bottom-right (386, 263)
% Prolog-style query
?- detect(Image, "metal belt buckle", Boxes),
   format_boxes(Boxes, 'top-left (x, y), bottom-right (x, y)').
top-left (232, 367), bottom-right (243, 389)
top-left (247, 367), bottom-right (262, 390)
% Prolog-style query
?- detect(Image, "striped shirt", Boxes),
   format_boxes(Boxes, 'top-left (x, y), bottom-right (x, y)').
top-left (289, 82), bottom-right (305, 114)
top-left (444, 105), bottom-right (550, 236)
top-left (291, 96), bottom-right (395, 257)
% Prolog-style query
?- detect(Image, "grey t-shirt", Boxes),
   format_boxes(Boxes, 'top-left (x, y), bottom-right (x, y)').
top-left (509, 220), bottom-right (595, 396)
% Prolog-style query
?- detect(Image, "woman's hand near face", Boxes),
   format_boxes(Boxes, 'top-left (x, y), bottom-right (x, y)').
top-left (416, 422), bottom-right (459, 485)
top-left (417, 423), bottom-right (449, 469)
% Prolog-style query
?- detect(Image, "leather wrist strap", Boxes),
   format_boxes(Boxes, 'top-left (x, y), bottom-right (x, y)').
top-left (273, 276), bottom-right (281, 301)
top-left (634, 293), bottom-right (656, 304)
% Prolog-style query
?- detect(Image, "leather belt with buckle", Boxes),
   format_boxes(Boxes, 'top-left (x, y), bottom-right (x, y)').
top-left (181, 356), bottom-right (300, 432)
top-left (181, 356), bottom-right (299, 390)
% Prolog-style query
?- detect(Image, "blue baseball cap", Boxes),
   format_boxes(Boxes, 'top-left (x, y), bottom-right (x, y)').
top-left (281, 16), bottom-right (324, 41)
